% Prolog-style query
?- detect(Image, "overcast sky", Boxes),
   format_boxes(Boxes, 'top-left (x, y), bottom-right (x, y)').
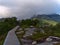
top-left (0, 0), bottom-right (60, 19)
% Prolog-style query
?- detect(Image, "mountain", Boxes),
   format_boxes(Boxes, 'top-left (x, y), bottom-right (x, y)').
top-left (31, 14), bottom-right (60, 22)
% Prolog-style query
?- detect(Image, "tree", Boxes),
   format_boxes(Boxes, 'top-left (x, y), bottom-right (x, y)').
top-left (31, 19), bottom-right (39, 27)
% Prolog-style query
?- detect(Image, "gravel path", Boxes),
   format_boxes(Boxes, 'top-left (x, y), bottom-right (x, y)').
top-left (3, 26), bottom-right (20, 45)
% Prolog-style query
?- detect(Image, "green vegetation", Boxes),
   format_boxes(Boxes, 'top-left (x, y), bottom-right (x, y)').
top-left (16, 30), bottom-right (25, 45)
top-left (16, 30), bottom-right (25, 38)
top-left (19, 19), bottom-right (39, 28)
top-left (54, 43), bottom-right (60, 45)
top-left (29, 32), bottom-right (47, 40)
top-left (0, 33), bottom-right (7, 45)
top-left (52, 23), bottom-right (60, 37)
top-left (42, 19), bottom-right (58, 26)
top-left (18, 18), bottom-right (60, 40)
top-left (0, 17), bottom-right (18, 45)
top-left (0, 16), bottom-right (60, 45)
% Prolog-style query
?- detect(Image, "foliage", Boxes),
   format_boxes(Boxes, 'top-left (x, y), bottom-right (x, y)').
top-left (19, 19), bottom-right (39, 28)
top-left (42, 19), bottom-right (58, 26)
top-left (52, 23), bottom-right (60, 37)
top-left (54, 43), bottom-right (60, 45)
top-left (0, 17), bottom-right (17, 35)
top-left (0, 17), bottom-right (18, 45)
top-left (30, 32), bottom-right (47, 40)
top-left (19, 18), bottom-right (60, 38)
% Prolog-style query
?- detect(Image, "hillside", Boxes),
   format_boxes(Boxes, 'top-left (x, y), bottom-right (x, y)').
top-left (31, 14), bottom-right (60, 22)
top-left (41, 19), bottom-right (58, 26)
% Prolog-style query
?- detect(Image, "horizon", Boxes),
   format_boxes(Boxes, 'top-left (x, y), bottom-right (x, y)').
top-left (0, 0), bottom-right (60, 19)
top-left (0, 13), bottom-right (60, 20)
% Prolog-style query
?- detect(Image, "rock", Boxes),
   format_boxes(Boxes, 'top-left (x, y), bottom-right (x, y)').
top-left (46, 38), bottom-right (52, 42)
top-left (19, 28), bottom-right (22, 31)
top-left (32, 41), bottom-right (37, 45)
top-left (16, 31), bottom-right (24, 34)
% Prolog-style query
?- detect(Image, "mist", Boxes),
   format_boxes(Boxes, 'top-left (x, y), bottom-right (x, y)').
top-left (0, 0), bottom-right (60, 19)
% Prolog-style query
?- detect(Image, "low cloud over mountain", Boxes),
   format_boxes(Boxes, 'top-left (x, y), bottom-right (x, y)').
top-left (0, 0), bottom-right (60, 19)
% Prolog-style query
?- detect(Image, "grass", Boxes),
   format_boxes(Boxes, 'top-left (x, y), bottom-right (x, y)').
top-left (16, 30), bottom-right (25, 45)
top-left (41, 19), bottom-right (58, 26)
top-left (16, 34), bottom-right (24, 45)
top-left (28, 32), bottom-right (47, 41)
top-left (16, 29), bottom-right (25, 38)
top-left (0, 33), bottom-right (7, 45)
top-left (16, 32), bottom-right (24, 38)
top-left (53, 33), bottom-right (60, 37)
top-left (54, 43), bottom-right (60, 45)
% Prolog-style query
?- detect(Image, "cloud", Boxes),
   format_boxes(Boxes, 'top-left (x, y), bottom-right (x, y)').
top-left (0, 0), bottom-right (60, 19)
top-left (0, 5), bottom-right (11, 18)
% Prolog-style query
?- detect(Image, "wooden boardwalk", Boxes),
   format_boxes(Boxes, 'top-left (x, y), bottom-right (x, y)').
top-left (3, 26), bottom-right (20, 45)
